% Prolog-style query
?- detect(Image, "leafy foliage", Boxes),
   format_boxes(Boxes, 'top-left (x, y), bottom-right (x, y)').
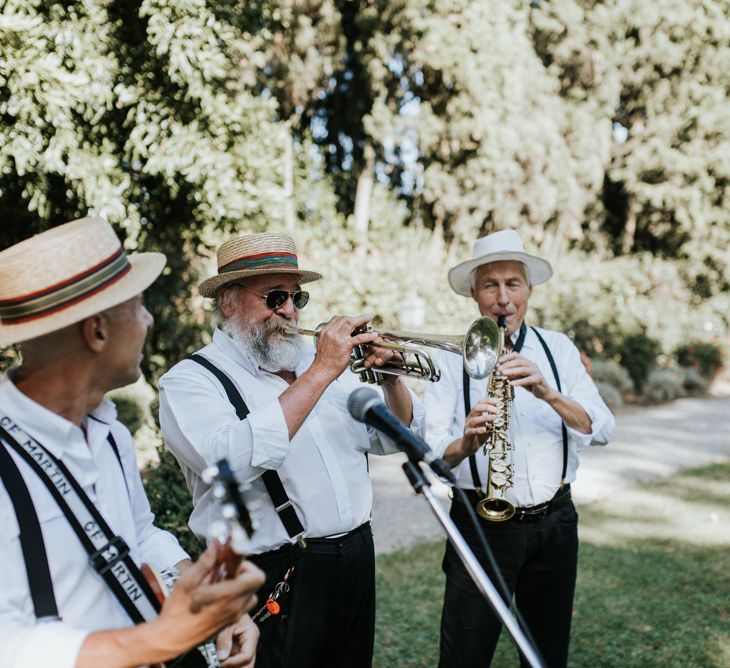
top-left (599, 0), bottom-right (730, 299)
top-left (617, 333), bottom-right (660, 393)
top-left (641, 367), bottom-right (684, 404)
top-left (594, 380), bottom-right (623, 412)
top-left (591, 358), bottom-right (634, 395)
top-left (2, 0), bottom-right (728, 378)
top-left (142, 446), bottom-right (202, 558)
top-left (674, 341), bottom-right (724, 379)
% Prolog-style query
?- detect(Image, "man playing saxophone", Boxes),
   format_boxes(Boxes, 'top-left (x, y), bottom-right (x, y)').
top-left (424, 230), bottom-right (615, 668)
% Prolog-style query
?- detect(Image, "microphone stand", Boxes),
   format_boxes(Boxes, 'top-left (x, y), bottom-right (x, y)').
top-left (400, 459), bottom-right (545, 668)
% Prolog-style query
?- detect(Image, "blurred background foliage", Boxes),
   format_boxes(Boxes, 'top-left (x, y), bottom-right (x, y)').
top-left (1, 1), bottom-right (728, 467)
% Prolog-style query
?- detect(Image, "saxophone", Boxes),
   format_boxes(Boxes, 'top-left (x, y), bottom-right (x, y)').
top-left (476, 315), bottom-right (516, 522)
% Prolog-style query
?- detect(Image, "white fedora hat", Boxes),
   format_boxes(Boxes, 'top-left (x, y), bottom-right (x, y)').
top-left (0, 217), bottom-right (166, 346)
top-left (199, 232), bottom-right (322, 298)
top-left (448, 229), bottom-right (553, 297)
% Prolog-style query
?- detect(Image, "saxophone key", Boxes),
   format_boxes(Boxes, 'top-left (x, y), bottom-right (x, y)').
top-left (491, 472), bottom-right (509, 487)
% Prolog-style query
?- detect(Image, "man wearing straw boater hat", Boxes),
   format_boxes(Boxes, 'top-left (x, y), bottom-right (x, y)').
top-left (0, 217), bottom-right (264, 668)
top-left (424, 229), bottom-right (614, 667)
top-left (159, 231), bottom-right (424, 668)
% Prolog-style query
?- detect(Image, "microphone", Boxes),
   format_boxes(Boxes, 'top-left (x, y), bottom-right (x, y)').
top-left (348, 387), bottom-right (457, 484)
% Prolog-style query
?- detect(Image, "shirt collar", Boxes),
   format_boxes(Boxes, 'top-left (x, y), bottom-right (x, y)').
top-left (0, 375), bottom-right (114, 460)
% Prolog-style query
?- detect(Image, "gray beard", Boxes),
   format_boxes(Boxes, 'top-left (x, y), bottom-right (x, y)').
top-left (221, 313), bottom-right (306, 373)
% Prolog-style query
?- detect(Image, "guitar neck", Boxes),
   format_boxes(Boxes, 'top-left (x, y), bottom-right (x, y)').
top-left (213, 538), bottom-right (244, 582)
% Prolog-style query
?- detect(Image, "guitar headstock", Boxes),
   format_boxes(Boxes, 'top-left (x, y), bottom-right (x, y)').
top-left (202, 459), bottom-right (255, 563)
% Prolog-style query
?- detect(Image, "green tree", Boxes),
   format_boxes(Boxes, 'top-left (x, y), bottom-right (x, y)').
top-left (1, 0), bottom-right (291, 378)
top-left (599, 0), bottom-right (730, 298)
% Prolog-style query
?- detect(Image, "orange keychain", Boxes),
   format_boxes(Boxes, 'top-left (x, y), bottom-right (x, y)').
top-left (265, 599), bottom-right (281, 615)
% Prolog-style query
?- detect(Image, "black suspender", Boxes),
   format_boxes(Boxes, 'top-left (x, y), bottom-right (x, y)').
top-left (464, 366), bottom-right (484, 491)
top-left (465, 324), bottom-right (568, 491)
top-left (0, 421), bottom-right (162, 624)
top-left (0, 442), bottom-right (60, 621)
top-left (530, 327), bottom-right (569, 482)
top-left (188, 354), bottom-right (306, 543)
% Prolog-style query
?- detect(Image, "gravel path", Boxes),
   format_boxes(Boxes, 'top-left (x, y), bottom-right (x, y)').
top-left (370, 395), bottom-right (730, 555)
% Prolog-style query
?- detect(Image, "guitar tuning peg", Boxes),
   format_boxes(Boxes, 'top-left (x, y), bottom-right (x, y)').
top-left (207, 519), bottom-right (229, 544)
top-left (202, 463), bottom-right (221, 485)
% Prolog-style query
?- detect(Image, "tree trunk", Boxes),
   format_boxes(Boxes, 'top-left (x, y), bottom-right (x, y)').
top-left (283, 129), bottom-right (295, 231)
top-left (352, 143), bottom-right (375, 246)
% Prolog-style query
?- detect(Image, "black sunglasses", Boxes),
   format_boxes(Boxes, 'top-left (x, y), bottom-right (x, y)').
top-left (235, 284), bottom-right (310, 310)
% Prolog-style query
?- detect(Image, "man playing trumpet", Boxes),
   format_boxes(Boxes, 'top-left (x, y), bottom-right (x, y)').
top-left (159, 232), bottom-right (424, 668)
top-left (424, 230), bottom-right (615, 668)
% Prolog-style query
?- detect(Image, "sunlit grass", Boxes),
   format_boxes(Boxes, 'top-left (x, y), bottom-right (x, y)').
top-left (374, 461), bottom-right (730, 667)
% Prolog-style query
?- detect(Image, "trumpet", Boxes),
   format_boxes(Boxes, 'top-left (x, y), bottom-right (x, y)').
top-left (282, 317), bottom-right (500, 384)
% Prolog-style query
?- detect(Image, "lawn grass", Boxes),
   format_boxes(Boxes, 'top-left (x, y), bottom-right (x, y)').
top-left (374, 460), bottom-right (730, 667)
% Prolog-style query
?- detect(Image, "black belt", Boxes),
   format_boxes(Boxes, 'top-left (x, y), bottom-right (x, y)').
top-left (253, 522), bottom-right (372, 559)
top-left (458, 485), bottom-right (572, 523)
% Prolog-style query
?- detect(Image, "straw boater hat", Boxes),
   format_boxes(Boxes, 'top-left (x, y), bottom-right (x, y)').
top-left (448, 229), bottom-right (553, 297)
top-left (198, 232), bottom-right (322, 298)
top-left (0, 217), bottom-right (166, 346)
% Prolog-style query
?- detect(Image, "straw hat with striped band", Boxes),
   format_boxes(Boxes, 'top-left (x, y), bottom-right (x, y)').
top-left (0, 217), bottom-right (166, 346)
top-left (199, 232), bottom-right (322, 298)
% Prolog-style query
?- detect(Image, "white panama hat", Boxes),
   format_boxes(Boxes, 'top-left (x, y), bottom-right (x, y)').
top-left (448, 229), bottom-right (553, 297)
top-left (0, 217), bottom-right (166, 346)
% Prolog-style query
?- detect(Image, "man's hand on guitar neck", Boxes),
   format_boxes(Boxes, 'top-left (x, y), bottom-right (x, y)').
top-left (76, 543), bottom-right (264, 668)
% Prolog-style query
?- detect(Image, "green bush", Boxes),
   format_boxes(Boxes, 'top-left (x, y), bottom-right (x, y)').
top-left (617, 333), bottom-right (661, 393)
top-left (674, 341), bottom-right (724, 379)
top-left (142, 447), bottom-right (202, 559)
top-left (678, 366), bottom-right (709, 395)
top-left (641, 368), bottom-right (685, 404)
top-left (590, 358), bottom-right (634, 394)
top-left (595, 380), bottom-right (623, 411)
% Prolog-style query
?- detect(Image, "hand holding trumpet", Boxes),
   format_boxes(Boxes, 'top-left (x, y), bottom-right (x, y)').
top-left (307, 314), bottom-right (385, 381)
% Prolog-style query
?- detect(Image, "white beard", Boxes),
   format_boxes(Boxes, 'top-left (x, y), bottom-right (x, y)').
top-left (221, 312), bottom-right (306, 373)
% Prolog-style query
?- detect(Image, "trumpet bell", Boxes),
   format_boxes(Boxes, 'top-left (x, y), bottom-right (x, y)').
top-left (462, 317), bottom-right (500, 379)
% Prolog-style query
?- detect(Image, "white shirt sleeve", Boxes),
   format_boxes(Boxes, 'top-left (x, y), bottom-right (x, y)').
top-left (0, 619), bottom-right (88, 668)
top-left (159, 362), bottom-right (292, 483)
top-left (0, 493), bottom-right (88, 668)
top-left (423, 351), bottom-right (463, 459)
top-left (365, 389), bottom-right (426, 456)
top-left (553, 333), bottom-right (615, 451)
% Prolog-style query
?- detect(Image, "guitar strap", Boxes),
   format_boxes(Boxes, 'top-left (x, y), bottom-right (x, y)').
top-left (188, 354), bottom-right (307, 544)
top-left (0, 416), bottom-right (162, 624)
top-left (465, 324), bottom-right (568, 491)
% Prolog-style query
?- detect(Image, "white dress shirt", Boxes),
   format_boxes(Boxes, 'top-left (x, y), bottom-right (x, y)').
top-left (0, 377), bottom-right (189, 668)
top-left (159, 328), bottom-right (426, 554)
top-left (424, 325), bottom-right (614, 507)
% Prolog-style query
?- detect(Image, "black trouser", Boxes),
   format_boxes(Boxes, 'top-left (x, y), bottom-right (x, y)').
top-left (439, 497), bottom-right (579, 668)
top-left (249, 523), bottom-right (376, 668)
